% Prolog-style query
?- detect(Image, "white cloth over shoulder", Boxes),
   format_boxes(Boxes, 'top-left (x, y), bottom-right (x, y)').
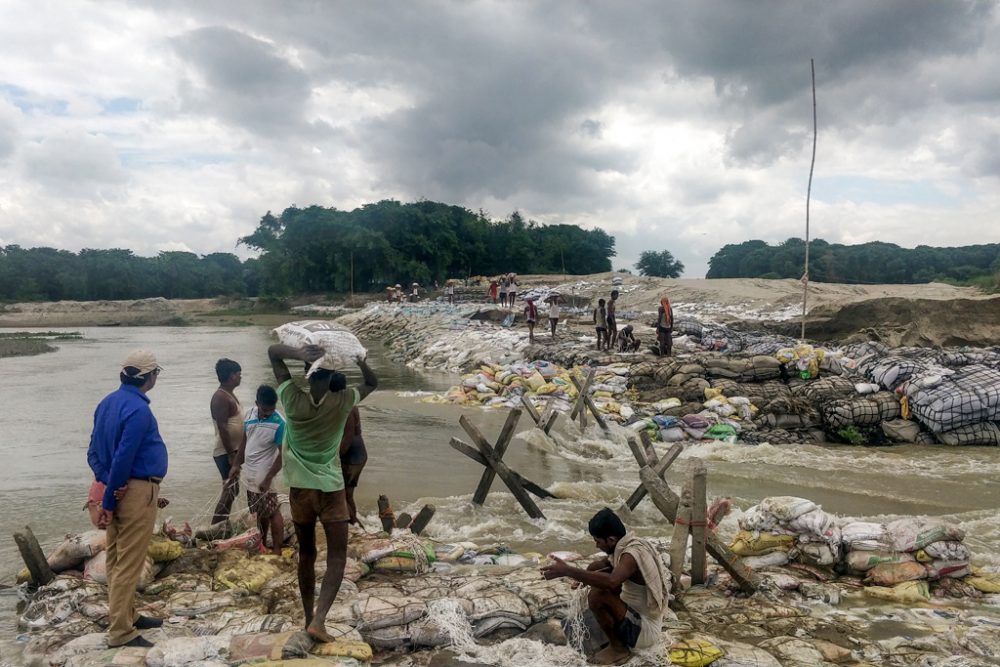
top-left (273, 320), bottom-right (367, 375)
top-left (612, 532), bottom-right (670, 650)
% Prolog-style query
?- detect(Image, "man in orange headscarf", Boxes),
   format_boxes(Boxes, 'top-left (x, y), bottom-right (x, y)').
top-left (656, 296), bottom-right (673, 356)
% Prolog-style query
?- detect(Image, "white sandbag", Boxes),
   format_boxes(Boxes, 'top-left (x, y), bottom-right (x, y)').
top-left (48, 531), bottom-right (107, 572)
top-left (921, 541), bottom-right (970, 562)
top-left (758, 497), bottom-right (817, 522)
top-left (841, 522), bottom-right (890, 551)
top-left (353, 594), bottom-right (426, 630)
top-left (887, 517), bottom-right (965, 553)
top-left (83, 552), bottom-right (156, 591)
top-left (742, 551), bottom-right (790, 570)
top-left (738, 505), bottom-right (778, 533)
top-left (925, 560), bottom-right (970, 580)
top-left (786, 509), bottom-right (835, 539)
top-left (798, 542), bottom-right (838, 566)
top-left (273, 321), bottom-right (367, 372)
top-left (845, 550), bottom-right (914, 572)
top-left (145, 636), bottom-right (229, 667)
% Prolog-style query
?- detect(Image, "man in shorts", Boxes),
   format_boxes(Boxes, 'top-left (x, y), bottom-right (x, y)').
top-left (607, 290), bottom-right (620, 349)
top-left (332, 373), bottom-right (367, 525)
top-left (523, 297), bottom-right (538, 343)
top-left (542, 508), bottom-right (670, 665)
top-left (228, 384), bottom-right (286, 555)
top-left (268, 343), bottom-right (378, 642)
top-left (548, 295), bottom-right (561, 338)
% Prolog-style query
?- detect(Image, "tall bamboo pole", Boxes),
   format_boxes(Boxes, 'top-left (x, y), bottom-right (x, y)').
top-left (802, 59), bottom-right (817, 341)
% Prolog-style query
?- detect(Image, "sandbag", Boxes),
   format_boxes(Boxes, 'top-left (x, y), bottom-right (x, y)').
top-left (84, 552), bottom-right (155, 591)
top-left (758, 497), bottom-right (817, 522)
top-left (353, 594), bottom-right (426, 630)
top-left (212, 528), bottom-right (263, 553)
top-left (145, 636), bottom-right (229, 667)
top-left (919, 541), bottom-right (970, 562)
top-left (864, 580), bottom-right (927, 604)
top-left (147, 537), bottom-right (184, 563)
top-left (742, 551), bottom-right (790, 570)
top-left (48, 531), bottom-right (107, 572)
top-left (729, 531), bottom-right (794, 557)
top-left (228, 631), bottom-right (313, 663)
top-left (273, 321), bottom-right (367, 370)
top-left (215, 554), bottom-right (287, 593)
top-left (846, 550), bottom-right (915, 573)
top-left (924, 560), bottom-right (970, 580)
top-left (310, 640), bottom-right (373, 661)
top-left (866, 561), bottom-right (927, 586)
top-left (841, 521), bottom-right (890, 551)
top-left (668, 638), bottom-right (725, 666)
top-left (936, 422), bottom-right (1000, 446)
top-left (966, 572), bottom-right (1000, 593)
top-left (887, 518), bottom-right (965, 552)
top-left (882, 419), bottom-right (922, 443)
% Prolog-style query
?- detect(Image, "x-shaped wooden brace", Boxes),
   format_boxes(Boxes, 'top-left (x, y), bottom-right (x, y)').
top-left (569, 369), bottom-right (609, 431)
top-left (520, 394), bottom-right (559, 435)
top-left (619, 430), bottom-right (682, 515)
top-left (449, 409), bottom-right (553, 519)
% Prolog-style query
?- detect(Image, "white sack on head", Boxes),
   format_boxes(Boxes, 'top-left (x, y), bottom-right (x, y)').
top-left (273, 321), bottom-right (367, 374)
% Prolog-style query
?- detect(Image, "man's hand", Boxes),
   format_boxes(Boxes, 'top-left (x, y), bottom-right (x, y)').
top-left (540, 556), bottom-right (573, 581)
top-left (157, 497), bottom-right (170, 509)
top-left (302, 345), bottom-right (326, 364)
top-left (97, 509), bottom-right (113, 529)
top-left (354, 352), bottom-right (367, 364)
top-left (260, 476), bottom-right (274, 493)
top-left (227, 465), bottom-right (241, 485)
top-left (113, 484), bottom-right (129, 501)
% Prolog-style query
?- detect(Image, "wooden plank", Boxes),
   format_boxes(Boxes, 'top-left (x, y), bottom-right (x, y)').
top-left (449, 438), bottom-right (557, 499)
top-left (570, 374), bottom-right (609, 431)
top-left (669, 484), bottom-right (692, 592)
top-left (410, 504), bottom-right (436, 535)
top-left (541, 404), bottom-right (559, 434)
top-left (639, 466), bottom-right (759, 594)
top-left (13, 525), bottom-right (54, 587)
top-left (520, 394), bottom-right (542, 425)
top-left (690, 463), bottom-right (708, 586)
top-left (570, 369), bottom-right (596, 421)
top-left (395, 513), bottom-right (412, 529)
top-left (639, 430), bottom-right (659, 464)
top-left (462, 410), bottom-right (522, 505)
top-left (623, 443), bottom-right (682, 511)
top-left (377, 495), bottom-right (395, 533)
top-left (466, 434), bottom-right (545, 520)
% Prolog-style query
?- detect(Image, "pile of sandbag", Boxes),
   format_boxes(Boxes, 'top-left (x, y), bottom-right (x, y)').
top-left (821, 391), bottom-right (901, 431)
top-left (732, 497), bottom-right (841, 568)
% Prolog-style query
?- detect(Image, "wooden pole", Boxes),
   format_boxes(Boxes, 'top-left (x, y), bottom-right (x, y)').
top-left (569, 375), bottom-right (609, 431)
top-left (669, 484), bottom-right (692, 593)
top-left (639, 467), bottom-right (759, 594)
top-left (469, 436), bottom-right (545, 519)
top-left (520, 394), bottom-right (542, 425)
top-left (802, 58), bottom-right (817, 341)
top-left (622, 442), bottom-right (682, 511)
top-left (377, 495), bottom-right (395, 534)
top-left (462, 410), bottom-right (522, 505)
top-left (395, 513), bottom-right (412, 529)
top-left (570, 369), bottom-right (596, 422)
top-left (410, 504), bottom-right (436, 535)
top-left (690, 463), bottom-right (708, 585)
top-left (13, 526), bottom-right (54, 587)
top-left (540, 402), bottom-right (559, 434)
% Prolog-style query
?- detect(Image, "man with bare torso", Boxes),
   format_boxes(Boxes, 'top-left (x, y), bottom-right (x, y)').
top-left (211, 358), bottom-right (243, 525)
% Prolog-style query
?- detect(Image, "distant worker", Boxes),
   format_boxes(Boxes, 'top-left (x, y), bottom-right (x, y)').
top-left (541, 508), bottom-right (669, 665)
top-left (607, 290), bottom-right (620, 348)
top-left (508, 275), bottom-right (519, 308)
top-left (657, 296), bottom-right (674, 357)
top-left (524, 296), bottom-right (538, 343)
top-left (488, 279), bottom-right (499, 304)
top-left (548, 294), bottom-right (561, 338)
top-left (267, 343), bottom-right (378, 643)
top-left (618, 325), bottom-right (640, 353)
top-left (333, 373), bottom-right (367, 525)
top-left (386, 286), bottom-right (395, 303)
top-left (593, 298), bottom-right (608, 350)
top-left (410, 283), bottom-right (420, 302)
top-left (228, 384), bottom-right (286, 556)
top-left (446, 281), bottom-right (455, 305)
top-left (499, 276), bottom-right (509, 307)
top-left (210, 358), bottom-right (243, 525)
top-left (87, 349), bottom-right (168, 648)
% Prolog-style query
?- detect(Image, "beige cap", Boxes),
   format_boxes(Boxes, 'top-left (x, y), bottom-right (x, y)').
top-left (121, 349), bottom-right (161, 375)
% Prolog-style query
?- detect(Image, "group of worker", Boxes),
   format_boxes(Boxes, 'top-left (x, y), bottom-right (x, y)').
top-left (488, 273), bottom-right (519, 307)
top-left (85, 344), bottom-right (378, 648)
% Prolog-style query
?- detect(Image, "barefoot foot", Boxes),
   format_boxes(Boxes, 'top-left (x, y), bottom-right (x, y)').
top-left (588, 645), bottom-right (631, 665)
top-left (306, 622), bottom-right (337, 643)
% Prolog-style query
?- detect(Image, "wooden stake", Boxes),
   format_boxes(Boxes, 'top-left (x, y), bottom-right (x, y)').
top-left (669, 484), bottom-right (692, 592)
top-left (377, 495), bottom-right (395, 534)
top-left (520, 394), bottom-right (542, 424)
top-left (541, 404), bottom-right (559, 434)
top-left (470, 436), bottom-right (545, 519)
top-left (570, 369), bottom-right (596, 422)
top-left (639, 467), bottom-right (759, 594)
top-left (690, 463), bottom-right (708, 586)
top-left (622, 442), bottom-right (681, 511)
top-left (409, 504), bottom-right (436, 535)
top-left (569, 374), bottom-right (609, 431)
top-left (13, 526), bottom-right (54, 587)
top-left (462, 410), bottom-right (522, 505)
top-left (395, 513), bottom-right (412, 529)
top-left (450, 438), bottom-right (556, 499)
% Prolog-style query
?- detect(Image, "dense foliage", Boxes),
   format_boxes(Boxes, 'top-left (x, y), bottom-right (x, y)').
top-left (239, 200), bottom-right (616, 294)
top-left (0, 200), bottom-right (615, 301)
top-left (0, 246), bottom-right (248, 301)
top-left (635, 250), bottom-right (684, 278)
top-left (707, 238), bottom-right (1000, 285)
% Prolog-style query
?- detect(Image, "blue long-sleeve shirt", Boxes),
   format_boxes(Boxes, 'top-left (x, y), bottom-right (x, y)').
top-left (87, 384), bottom-right (168, 511)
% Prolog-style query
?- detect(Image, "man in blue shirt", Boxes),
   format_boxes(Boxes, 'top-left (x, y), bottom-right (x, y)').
top-left (87, 349), bottom-right (169, 648)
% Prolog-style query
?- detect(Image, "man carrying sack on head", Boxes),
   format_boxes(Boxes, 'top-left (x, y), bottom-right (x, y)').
top-left (87, 349), bottom-right (168, 648)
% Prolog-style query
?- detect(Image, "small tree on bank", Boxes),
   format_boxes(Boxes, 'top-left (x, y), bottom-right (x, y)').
top-left (635, 250), bottom-right (684, 278)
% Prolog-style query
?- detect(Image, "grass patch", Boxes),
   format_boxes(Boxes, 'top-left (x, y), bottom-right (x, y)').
top-left (0, 338), bottom-right (56, 358)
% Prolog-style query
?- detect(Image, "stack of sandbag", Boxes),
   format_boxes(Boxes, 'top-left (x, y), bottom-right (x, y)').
top-left (904, 365), bottom-right (1000, 444)
top-left (732, 497), bottom-right (841, 568)
top-left (821, 391), bottom-right (901, 431)
top-left (791, 375), bottom-right (856, 403)
top-left (703, 355), bottom-right (782, 383)
top-left (272, 320), bottom-right (368, 370)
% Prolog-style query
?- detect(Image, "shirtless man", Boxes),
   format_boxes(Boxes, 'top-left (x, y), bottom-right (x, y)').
top-left (607, 291), bottom-right (620, 348)
top-left (211, 358), bottom-right (243, 525)
top-left (542, 508), bottom-right (670, 665)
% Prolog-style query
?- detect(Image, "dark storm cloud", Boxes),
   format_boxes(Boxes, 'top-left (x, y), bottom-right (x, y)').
top-left (171, 26), bottom-right (317, 136)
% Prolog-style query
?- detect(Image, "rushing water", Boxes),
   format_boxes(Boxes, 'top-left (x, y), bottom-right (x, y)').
top-left (2, 326), bottom-right (1000, 653)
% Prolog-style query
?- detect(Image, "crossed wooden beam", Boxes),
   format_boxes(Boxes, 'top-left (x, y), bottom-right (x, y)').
top-left (449, 408), bottom-right (557, 520)
top-left (624, 432), bottom-right (759, 594)
top-left (520, 394), bottom-right (559, 435)
top-left (569, 368), bottom-right (609, 431)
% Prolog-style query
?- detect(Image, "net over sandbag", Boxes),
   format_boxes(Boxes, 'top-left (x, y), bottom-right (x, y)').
top-left (907, 365), bottom-right (1000, 433)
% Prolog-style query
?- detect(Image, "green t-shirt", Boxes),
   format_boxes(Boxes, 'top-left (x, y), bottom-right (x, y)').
top-left (278, 380), bottom-right (360, 492)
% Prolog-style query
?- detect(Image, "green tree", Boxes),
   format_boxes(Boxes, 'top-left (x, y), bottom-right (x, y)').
top-left (635, 250), bottom-right (685, 278)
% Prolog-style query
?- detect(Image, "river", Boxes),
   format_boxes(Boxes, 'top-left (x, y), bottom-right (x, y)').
top-left (3, 326), bottom-right (1000, 651)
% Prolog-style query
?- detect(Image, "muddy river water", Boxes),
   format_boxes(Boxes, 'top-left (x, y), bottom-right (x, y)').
top-left (2, 326), bottom-right (1000, 652)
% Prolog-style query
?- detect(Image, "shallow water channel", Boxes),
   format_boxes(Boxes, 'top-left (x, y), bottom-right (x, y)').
top-left (2, 326), bottom-right (1000, 651)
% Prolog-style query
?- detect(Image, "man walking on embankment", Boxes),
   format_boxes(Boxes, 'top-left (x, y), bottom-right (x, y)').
top-left (87, 349), bottom-right (168, 648)
top-left (268, 343), bottom-right (378, 642)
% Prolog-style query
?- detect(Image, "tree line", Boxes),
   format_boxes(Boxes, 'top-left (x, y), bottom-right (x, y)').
top-left (707, 238), bottom-right (1000, 286)
top-left (0, 200), bottom-right (616, 301)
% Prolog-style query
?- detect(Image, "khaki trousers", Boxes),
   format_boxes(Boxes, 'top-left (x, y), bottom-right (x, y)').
top-left (106, 479), bottom-right (158, 646)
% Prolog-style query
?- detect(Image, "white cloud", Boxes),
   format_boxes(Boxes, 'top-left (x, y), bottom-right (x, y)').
top-left (0, 0), bottom-right (997, 276)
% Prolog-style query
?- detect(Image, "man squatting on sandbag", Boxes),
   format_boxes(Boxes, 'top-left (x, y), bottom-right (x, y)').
top-left (268, 343), bottom-right (378, 642)
top-left (542, 508), bottom-right (669, 665)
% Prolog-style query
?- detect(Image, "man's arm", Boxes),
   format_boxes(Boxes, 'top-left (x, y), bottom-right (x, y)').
top-left (268, 344), bottom-right (325, 384)
top-left (227, 430), bottom-right (249, 482)
top-left (260, 450), bottom-right (282, 492)
top-left (541, 553), bottom-right (638, 592)
top-left (355, 358), bottom-right (378, 401)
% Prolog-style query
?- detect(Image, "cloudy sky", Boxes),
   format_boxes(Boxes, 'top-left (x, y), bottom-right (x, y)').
top-left (1, 1), bottom-right (998, 276)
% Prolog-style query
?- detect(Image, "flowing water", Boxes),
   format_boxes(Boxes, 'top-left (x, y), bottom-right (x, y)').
top-left (2, 326), bottom-right (1000, 654)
